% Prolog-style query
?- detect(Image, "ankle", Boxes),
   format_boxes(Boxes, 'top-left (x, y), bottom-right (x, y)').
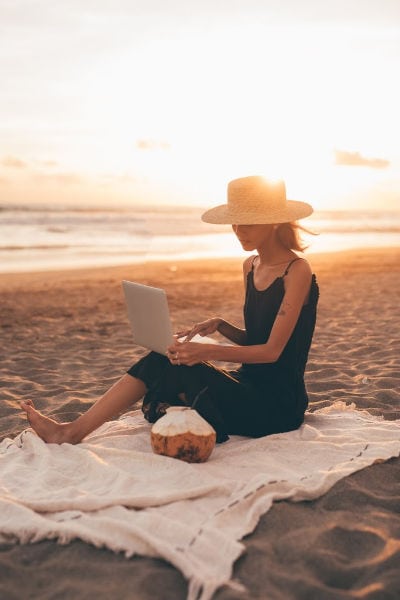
top-left (57, 421), bottom-right (84, 444)
top-left (65, 416), bottom-right (96, 444)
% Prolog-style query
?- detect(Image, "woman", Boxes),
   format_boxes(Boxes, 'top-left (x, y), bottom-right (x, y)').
top-left (22, 175), bottom-right (319, 444)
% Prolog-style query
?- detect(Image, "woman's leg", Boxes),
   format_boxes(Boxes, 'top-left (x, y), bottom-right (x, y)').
top-left (21, 374), bottom-right (146, 444)
top-left (139, 360), bottom-right (252, 442)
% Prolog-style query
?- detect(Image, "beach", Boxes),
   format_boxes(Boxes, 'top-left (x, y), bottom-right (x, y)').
top-left (0, 247), bottom-right (399, 599)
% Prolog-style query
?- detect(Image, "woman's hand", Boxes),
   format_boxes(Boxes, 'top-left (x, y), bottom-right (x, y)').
top-left (166, 340), bottom-right (209, 367)
top-left (176, 317), bottom-right (222, 342)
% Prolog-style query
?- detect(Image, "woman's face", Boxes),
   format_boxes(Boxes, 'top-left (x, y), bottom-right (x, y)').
top-left (232, 224), bottom-right (275, 251)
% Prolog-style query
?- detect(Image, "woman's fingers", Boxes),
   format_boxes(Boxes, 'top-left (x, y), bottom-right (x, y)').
top-left (185, 322), bottom-right (212, 340)
top-left (174, 329), bottom-right (190, 338)
top-left (184, 331), bottom-right (197, 342)
top-left (167, 340), bottom-right (183, 365)
top-left (166, 341), bottom-right (204, 367)
top-left (176, 318), bottom-right (220, 343)
top-left (175, 327), bottom-right (201, 342)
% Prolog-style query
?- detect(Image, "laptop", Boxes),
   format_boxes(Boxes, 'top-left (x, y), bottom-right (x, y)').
top-left (122, 281), bottom-right (174, 355)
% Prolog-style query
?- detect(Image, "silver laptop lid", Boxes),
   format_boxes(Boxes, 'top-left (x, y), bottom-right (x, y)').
top-left (122, 281), bottom-right (174, 355)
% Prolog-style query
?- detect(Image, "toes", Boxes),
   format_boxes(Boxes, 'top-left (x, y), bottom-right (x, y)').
top-left (21, 400), bottom-right (33, 409)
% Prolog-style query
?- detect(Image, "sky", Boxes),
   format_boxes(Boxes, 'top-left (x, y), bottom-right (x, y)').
top-left (0, 0), bottom-right (399, 210)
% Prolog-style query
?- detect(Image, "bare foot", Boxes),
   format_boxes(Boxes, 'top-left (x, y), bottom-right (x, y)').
top-left (20, 401), bottom-right (78, 444)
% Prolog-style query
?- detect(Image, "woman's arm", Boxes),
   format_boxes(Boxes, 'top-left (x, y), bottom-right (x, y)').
top-left (179, 317), bottom-right (247, 345)
top-left (217, 319), bottom-right (247, 345)
top-left (168, 259), bottom-right (312, 366)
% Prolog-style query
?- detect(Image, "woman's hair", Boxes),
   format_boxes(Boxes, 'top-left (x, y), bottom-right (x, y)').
top-left (276, 222), bottom-right (313, 252)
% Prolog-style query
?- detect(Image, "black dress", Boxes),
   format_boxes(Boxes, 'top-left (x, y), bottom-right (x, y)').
top-left (127, 258), bottom-right (319, 442)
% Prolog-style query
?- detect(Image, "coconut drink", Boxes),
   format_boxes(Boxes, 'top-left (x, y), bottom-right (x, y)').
top-left (151, 406), bottom-right (216, 463)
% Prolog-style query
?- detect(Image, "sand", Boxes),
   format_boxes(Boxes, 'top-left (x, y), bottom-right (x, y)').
top-left (0, 247), bottom-right (399, 599)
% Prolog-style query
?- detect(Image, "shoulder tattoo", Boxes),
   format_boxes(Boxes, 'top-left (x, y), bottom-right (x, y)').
top-left (278, 300), bottom-right (293, 317)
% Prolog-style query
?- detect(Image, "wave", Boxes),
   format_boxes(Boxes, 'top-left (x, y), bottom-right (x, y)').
top-left (0, 244), bottom-right (71, 251)
top-left (1, 203), bottom-right (398, 221)
top-left (0, 203), bottom-right (204, 215)
top-left (309, 225), bottom-right (400, 234)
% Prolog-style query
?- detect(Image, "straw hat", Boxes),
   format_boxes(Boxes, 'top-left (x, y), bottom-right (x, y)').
top-left (201, 176), bottom-right (313, 225)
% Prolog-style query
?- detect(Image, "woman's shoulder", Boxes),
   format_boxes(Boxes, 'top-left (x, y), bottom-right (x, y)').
top-left (284, 256), bottom-right (314, 292)
top-left (286, 256), bottom-right (312, 276)
top-left (242, 255), bottom-right (257, 276)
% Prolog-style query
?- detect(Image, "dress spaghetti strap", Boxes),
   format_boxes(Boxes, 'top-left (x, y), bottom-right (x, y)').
top-left (282, 257), bottom-right (302, 277)
top-left (251, 256), bottom-right (301, 276)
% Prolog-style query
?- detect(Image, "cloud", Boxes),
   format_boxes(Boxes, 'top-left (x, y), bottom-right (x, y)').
top-left (97, 173), bottom-right (139, 188)
top-left (2, 155), bottom-right (28, 169)
top-left (136, 139), bottom-right (171, 151)
top-left (32, 173), bottom-right (84, 186)
top-left (101, 173), bottom-right (138, 183)
top-left (2, 156), bottom-right (60, 171)
top-left (34, 159), bottom-right (59, 168)
top-left (334, 149), bottom-right (390, 169)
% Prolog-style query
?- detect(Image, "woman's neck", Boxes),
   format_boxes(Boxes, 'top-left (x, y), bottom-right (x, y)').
top-left (257, 243), bottom-right (296, 267)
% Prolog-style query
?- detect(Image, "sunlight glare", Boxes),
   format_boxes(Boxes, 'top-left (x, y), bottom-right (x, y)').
top-left (19, 19), bottom-right (399, 210)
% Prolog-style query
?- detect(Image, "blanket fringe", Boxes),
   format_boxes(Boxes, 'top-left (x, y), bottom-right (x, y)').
top-left (315, 401), bottom-right (383, 419)
top-left (188, 578), bottom-right (219, 600)
top-left (188, 577), bottom-right (246, 600)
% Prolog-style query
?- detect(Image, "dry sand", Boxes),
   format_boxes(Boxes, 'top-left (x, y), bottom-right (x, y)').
top-left (0, 248), bottom-right (399, 599)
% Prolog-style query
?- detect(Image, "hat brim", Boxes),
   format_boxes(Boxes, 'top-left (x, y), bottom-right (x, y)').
top-left (201, 200), bottom-right (313, 225)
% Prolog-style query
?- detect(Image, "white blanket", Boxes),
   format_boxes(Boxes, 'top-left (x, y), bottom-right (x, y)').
top-left (1, 402), bottom-right (399, 600)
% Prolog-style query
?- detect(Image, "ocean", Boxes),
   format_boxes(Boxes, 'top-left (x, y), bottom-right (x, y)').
top-left (0, 204), bottom-right (399, 273)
